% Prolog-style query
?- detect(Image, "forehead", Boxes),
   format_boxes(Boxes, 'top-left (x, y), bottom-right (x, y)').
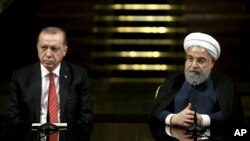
top-left (186, 46), bottom-right (211, 58)
top-left (38, 32), bottom-right (64, 45)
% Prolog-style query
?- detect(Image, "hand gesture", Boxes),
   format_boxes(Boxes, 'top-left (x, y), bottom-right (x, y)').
top-left (171, 103), bottom-right (195, 127)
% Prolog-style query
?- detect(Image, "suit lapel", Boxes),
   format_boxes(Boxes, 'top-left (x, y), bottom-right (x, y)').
top-left (59, 62), bottom-right (71, 120)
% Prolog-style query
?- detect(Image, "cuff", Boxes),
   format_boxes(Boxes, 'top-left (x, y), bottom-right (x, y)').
top-left (165, 126), bottom-right (172, 136)
top-left (165, 114), bottom-right (174, 125)
top-left (200, 114), bottom-right (211, 127)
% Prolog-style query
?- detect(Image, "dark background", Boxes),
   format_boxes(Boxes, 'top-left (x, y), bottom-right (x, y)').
top-left (1, 0), bottom-right (250, 140)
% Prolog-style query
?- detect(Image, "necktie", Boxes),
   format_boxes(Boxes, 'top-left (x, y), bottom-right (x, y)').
top-left (48, 73), bottom-right (58, 141)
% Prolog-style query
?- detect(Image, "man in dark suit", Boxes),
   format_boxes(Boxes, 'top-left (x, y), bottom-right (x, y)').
top-left (149, 32), bottom-right (244, 130)
top-left (5, 27), bottom-right (93, 141)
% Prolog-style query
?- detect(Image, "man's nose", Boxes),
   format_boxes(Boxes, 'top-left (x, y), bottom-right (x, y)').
top-left (191, 60), bottom-right (199, 68)
top-left (45, 49), bottom-right (53, 57)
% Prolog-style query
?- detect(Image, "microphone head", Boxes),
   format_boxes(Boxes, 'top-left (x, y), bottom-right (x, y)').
top-left (192, 81), bottom-right (197, 86)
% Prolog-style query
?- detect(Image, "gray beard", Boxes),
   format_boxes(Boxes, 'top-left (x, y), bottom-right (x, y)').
top-left (184, 69), bottom-right (210, 85)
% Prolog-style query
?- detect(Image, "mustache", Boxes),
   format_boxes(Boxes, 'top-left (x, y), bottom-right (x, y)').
top-left (188, 70), bottom-right (200, 74)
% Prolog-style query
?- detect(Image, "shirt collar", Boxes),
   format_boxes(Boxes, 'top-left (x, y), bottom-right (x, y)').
top-left (41, 63), bottom-right (61, 77)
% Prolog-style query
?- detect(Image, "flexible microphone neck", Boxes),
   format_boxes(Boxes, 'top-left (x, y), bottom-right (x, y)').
top-left (47, 101), bottom-right (50, 123)
top-left (194, 105), bottom-right (197, 124)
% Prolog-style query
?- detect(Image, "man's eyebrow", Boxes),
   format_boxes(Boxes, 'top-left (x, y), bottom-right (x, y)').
top-left (197, 57), bottom-right (206, 60)
top-left (187, 55), bottom-right (206, 59)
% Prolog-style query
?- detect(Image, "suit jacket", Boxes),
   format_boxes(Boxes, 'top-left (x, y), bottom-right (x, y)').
top-left (6, 61), bottom-right (93, 141)
top-left (149, 70), bottom-right (244, 127)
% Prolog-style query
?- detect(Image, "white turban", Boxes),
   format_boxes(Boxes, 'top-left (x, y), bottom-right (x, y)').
top-left (184, 32), bottom-right (221, 60)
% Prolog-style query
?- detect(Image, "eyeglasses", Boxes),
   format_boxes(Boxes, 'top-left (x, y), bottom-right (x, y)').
top-left (185, 56), bottom-right (212, 66)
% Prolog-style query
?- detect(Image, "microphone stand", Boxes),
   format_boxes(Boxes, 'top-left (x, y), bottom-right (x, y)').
top-left (32, 123), bottom-right (67, 141)
top-left (185, 106), bottom-right (206, 141)
top-left (35, 123), bottom-right (58, 141)
top-left (33, 106), bottom-right (60, 140)
top-left (185, 82), bottom-right (206, 141)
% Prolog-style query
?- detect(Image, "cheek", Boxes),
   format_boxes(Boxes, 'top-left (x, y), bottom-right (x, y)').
top-left (38, 52), bottom-right (45, 58)
top-left (201, 65), bottom-right (212, 72)
top-left (207, 63), bottom-right (214, 69)
top-left (185, 62), bottom-right (191, 69)
top-left (54, 53), bottom-right (64, 60)
top-left (38, 52), bottom-right (44, 59)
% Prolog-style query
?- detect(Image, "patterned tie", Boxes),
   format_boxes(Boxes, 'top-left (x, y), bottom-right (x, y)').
top-left (48, 73), bottom-right (58, 141)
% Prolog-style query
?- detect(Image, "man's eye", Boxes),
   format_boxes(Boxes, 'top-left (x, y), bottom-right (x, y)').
top-left (197, 59), bottom-right (206, 64)
top-left (41, 46), bottom-right (47, 50)
top-left (51, 47), bottom-right (58, 51)
top-left (187, 57), bottom-right (193, 61)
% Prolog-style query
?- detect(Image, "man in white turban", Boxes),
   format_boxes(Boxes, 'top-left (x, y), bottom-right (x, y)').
top-left (149, 32), bottom-right (244, 137)
top-left (184, 32), bottom-right (221, 60)
top-left (183, 32), bottom-right (220, 85)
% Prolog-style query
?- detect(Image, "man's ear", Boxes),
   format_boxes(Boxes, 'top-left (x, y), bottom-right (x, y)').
top-left (211, 60), bottom-right (216, 68)
top-left (63, 46), bottom-right (68, 56)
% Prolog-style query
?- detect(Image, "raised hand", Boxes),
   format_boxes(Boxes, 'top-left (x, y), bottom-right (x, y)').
top-left (171, 103), bottom-right (195, 127)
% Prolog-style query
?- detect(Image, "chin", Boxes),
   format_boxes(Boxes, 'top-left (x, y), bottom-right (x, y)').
top-left (43, 64), bottom-right (54, 70)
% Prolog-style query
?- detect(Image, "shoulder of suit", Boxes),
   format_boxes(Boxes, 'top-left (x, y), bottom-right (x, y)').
top-left (164, 72), bottom-right (184, 82)
top-left (61, 61), bottom-right (87, 71)
top-left (161, 72), bottom-right (185, 88)
top-left (211, 70), bottom-right (235, 86)
top-left (14, 62), bottom-right (39, 73)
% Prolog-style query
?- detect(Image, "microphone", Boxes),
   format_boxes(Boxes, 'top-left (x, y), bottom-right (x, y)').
top-left (32, 123), bottom-right (68, 141)
top-left (36, 100), bottom-right (58, 137)
top-left (47, 111), bottom-right (50, 124)
top-left (184, 81), bottom-right (206, 138)
top-left (192, 81), bottom-right (197, 87)
top-left (185, 105), bottom-right (206, 138)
